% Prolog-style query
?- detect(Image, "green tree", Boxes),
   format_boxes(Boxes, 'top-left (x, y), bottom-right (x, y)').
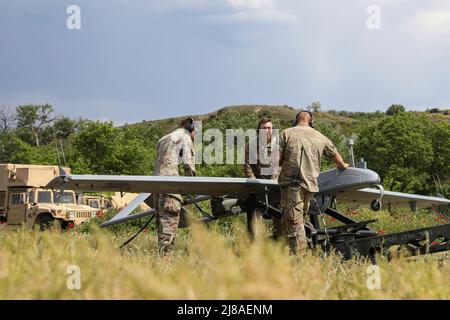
top-left (72, 121), bottom-right (153, 175)
top-left (0, 131), bottom-right (19, 163)
top-left (355, 113), bottom-right (438, 194)
top-left (309, 101), bottom-right (321, 113)
top-left (428, 121), bottom-right (450, 196)
top-left (52, 117), bottom-right (77, 140)
top-left (9, 139), bottom-right (60, 165)
top-left (314, 121), bottom-right (347, 170)
top-left (0, 105), bottom-right (15, 133)
top-left (386, 104), bottom-right (405, 116)
top-left (16, 104), bottom-right (55, 146)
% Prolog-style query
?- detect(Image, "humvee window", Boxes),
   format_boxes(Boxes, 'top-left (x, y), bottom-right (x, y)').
top-left (55, 192), bottom-right (76, 204)
top-left (89, 199), bottom-right (100, 209)
top-left (38, 191), bottom-right (52, 203)
top-left (28, 191), bottom-right (35, 203)
top-left (11, 193), bottom-right (25, 205)
top-left (105, 200), bottom-right (112, 209)
top-left (0, 191), bottom-right (6, 208)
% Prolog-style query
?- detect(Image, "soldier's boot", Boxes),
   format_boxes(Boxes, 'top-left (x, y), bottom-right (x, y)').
top-left (287, 230), bottom-right (308, 256)
top-left (287, 235), bottom-right (297, 255)
top-left (158, 238), bottom-right (175, 256)
top-left (158, 244), bottom-right (169, 256)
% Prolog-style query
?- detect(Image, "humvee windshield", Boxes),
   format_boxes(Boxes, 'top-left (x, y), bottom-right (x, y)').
top-left (33, 190), bottom-right (76, 204)
top-left (54, 191), bottom-right (76, 204)
top-left (38, 191), bottom-right (52, 203)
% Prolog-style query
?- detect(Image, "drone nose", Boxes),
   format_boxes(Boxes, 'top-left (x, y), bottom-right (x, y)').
top-left (362, 169), bottom-right (381, 185)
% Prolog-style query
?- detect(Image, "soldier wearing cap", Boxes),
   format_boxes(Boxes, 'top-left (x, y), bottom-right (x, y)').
top-left (244, 117), bottom-right (282, 238)
top-left (153, 118), bottom-right (196, 254)
top-left (278, 111), bottom-right (349, 255)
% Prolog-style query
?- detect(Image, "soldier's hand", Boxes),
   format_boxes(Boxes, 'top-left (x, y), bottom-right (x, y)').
top-left (338, 162), bottom-right (350, 170)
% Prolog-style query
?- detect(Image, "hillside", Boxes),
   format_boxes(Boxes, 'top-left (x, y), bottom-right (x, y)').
top-left (134, 104), bottom-right (449, 137)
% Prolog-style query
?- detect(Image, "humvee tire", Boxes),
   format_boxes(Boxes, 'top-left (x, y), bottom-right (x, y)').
top-left (34, 214), bottom-right (55, 231)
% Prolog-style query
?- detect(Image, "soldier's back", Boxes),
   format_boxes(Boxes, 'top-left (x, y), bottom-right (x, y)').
top-left (279, 125), bottom-right (336, 192)
top-left (154, 128), bottom-right (191, 176)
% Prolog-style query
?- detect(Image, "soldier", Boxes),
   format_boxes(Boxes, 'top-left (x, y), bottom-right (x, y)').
top-left (153, 117), bottom-right (196, 254)
top-left (278, 111), bottom-right (349, 255)
top-left (244, 118), bottom-right (282, 238)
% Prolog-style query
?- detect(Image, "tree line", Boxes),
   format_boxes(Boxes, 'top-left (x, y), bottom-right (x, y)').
top-left (0, 103), bottom-right (448, 197)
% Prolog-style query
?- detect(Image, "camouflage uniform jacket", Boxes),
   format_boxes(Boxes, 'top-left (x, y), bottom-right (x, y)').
top-left (278, 124), bottom-right (337, 193)
top-left (244, 136), bottom-right (280, 180)
top-left (153, 128), bottom-right (195, 200)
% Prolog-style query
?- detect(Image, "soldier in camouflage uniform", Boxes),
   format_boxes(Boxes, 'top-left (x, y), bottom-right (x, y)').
top-left (153, 118), bottom-right (196, 254)
top-left (244, 118), bottom-right (282, 238)
top-left (278, 111), bottom-right (349, 255)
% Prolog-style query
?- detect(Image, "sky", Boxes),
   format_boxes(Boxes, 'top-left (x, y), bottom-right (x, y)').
top-left (1, 0), bottom-right (450, 124)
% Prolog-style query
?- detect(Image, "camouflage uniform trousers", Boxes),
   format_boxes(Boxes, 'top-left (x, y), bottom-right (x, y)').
top-left (280, 185), bottom-right (314, 255)
top-left (153, 193), bottom-right (183, 254)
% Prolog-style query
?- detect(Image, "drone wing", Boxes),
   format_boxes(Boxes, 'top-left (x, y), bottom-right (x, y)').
top-left (46, 174), bottom-right (279, 197)
top-left (338, 188), bottom-right (450, 210)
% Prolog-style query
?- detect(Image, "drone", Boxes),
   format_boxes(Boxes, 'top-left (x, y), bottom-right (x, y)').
top-left (47, 163), bottom-right (450, 262)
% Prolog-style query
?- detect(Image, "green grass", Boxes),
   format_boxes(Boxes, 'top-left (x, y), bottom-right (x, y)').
top-left (0, 206), bottom-right (449, 299)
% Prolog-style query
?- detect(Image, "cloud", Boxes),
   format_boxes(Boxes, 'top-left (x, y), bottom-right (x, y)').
top-left (149, 0), bottom-right (298, 26)
top-left (206, 7), bottom-right (298, 26)
top-left (408, 9), bottom-right (450, 37)
top-left (2, 0), bottom-right (450, 123)
top-left (145, 0), bottom-right (298, 47)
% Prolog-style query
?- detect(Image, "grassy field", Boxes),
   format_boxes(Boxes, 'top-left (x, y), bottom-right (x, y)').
top-left (0, 207), bottom-right (449, 300)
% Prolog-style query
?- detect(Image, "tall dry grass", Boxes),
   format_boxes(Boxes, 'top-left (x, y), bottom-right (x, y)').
top-left (0, 219), bottom-right (449, 300)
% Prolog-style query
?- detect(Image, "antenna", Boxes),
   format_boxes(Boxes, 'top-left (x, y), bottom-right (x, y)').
top-left (53, 139), bottom-right (68, 177)
top-left (59, 139), bottom-right (67, 167)
top-left (54, 142), bottom-right (62, 167)
top-left (346, 138), bottom-right (355, 167)
top-left (433, 174), bottom-right (445, 198)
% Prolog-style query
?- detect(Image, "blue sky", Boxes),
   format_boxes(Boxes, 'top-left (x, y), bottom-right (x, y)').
top-left (1, 0), bottom-right (449, 124)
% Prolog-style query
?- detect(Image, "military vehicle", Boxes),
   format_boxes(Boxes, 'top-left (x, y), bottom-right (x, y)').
top-left (0, 164), bottom-right (98, 230)
top-left (77, 194), bottom-right (113, 210)
top-left (77, 192), bottom-right (150, 211)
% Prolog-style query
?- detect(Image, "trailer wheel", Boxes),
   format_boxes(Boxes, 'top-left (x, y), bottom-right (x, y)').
top-left (34, 214), bottom-right (55, 231)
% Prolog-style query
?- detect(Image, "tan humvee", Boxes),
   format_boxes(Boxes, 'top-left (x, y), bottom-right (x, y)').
top-left (77, 193), bottom-right (150, 211)
top-left (77, 194), bottom-right (113, 210)
top-left (0, 164), bottom-right (98, 230)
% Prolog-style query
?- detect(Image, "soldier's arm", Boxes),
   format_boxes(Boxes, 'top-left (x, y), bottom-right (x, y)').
top-left (182, 137), bottom-right (196, 176)
top-left (269, 138), bottom-right (281, 180)
top-left (323, 136), bottom-right (349, 170)
top-left (332, 152), bottom-right (349, 170)
top-left (243, 142), bottom-right (256, 179)
top-left (278, 131), bottom-right (286, 167)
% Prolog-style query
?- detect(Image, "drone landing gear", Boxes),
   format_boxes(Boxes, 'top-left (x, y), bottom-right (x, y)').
top-left (370, 199), bottom-right (382, 211)
top-left (370, 184), bottom-right (385, 211)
